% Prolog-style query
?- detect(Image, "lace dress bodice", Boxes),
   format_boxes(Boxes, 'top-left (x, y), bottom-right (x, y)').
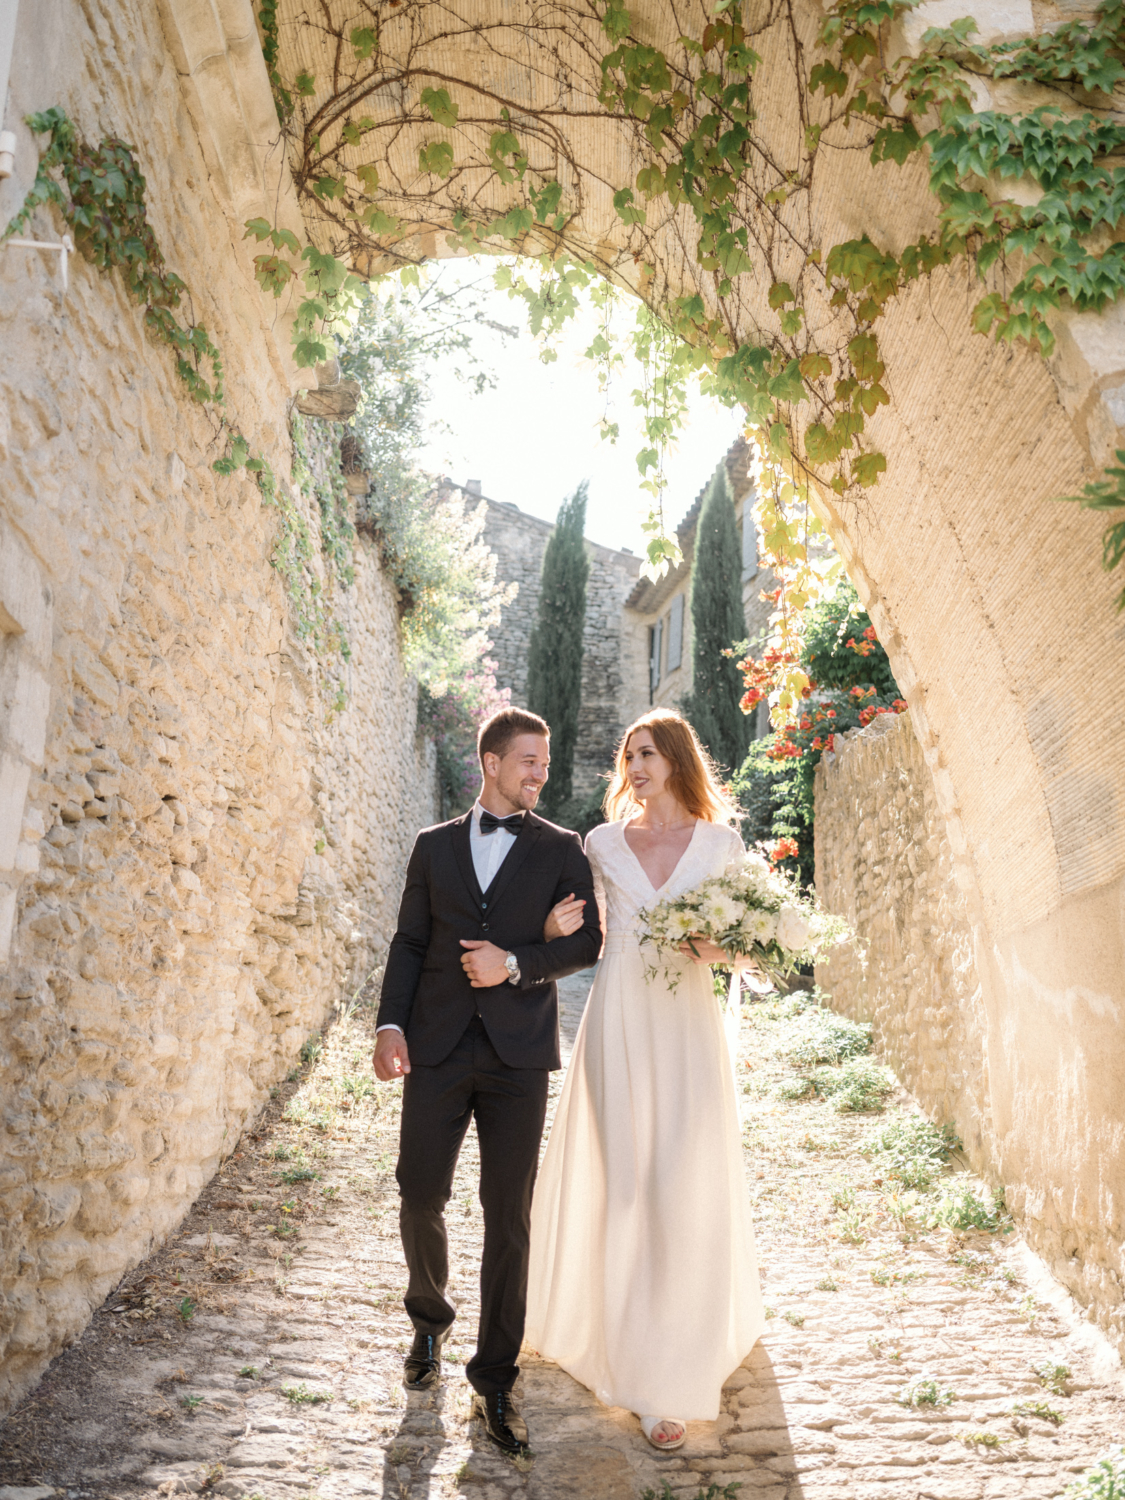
top-left (585, 818), bottom-right (744, 936)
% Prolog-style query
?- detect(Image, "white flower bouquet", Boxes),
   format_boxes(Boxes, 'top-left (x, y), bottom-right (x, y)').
top-left (637, 846), bottom-right (848, 988)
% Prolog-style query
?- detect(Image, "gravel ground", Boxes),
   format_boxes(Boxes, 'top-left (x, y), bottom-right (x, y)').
top-left (0, 971), bottom-right (1121, 1500)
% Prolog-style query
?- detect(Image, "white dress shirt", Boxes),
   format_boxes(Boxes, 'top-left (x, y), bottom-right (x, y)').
top-left (376, 802), bottom-right (524, 1035)
top-left (469, 798), bottom-right (522, 892)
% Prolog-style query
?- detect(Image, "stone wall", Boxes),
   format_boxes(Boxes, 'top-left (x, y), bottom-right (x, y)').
top-left (478, 496), bottom-right (642, 797)
top-left (813, 712), bottom-right (989, 1157)
top-left (814, 711), bottom-right (1125, 1351)
top-left (0, 0), bottom-right (437, 1413)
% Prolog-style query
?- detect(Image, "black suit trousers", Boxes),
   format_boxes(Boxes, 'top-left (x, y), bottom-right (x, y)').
top-left (396, 1014), bottom-right (549, 1396)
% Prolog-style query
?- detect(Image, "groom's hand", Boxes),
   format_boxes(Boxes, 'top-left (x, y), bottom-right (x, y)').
top-left (373, 1029), bottom-right (411, 1080)
top-left (459, 940), bottom-right (511, 988)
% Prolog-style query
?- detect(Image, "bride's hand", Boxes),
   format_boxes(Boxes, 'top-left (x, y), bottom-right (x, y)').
top-left (544, 893), bottom-right (586, 942)
top-left (678, 935), bottom-right (731, 964)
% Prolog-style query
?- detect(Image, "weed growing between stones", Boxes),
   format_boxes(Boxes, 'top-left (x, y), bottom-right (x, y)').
top-left (1034, 1358), bottom-right (1073, 1395)
top-left (1012, 1397), bottom-right (1064, 1425)
top-left (897, 1374), bottom-right (957, 1407)
top-left (281, 1382), bottom-right (333, 1404)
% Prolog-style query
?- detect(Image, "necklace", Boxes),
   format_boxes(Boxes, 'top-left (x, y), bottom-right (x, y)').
top-left (633, 815), bottom-right (694, 833)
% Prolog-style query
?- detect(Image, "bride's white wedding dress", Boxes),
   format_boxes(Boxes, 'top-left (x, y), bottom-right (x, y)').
top-left (525, 817), bottom-right (766, 1421)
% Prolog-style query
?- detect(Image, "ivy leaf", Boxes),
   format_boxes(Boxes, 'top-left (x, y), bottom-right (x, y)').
top-left (487, 207), bottom-right (534, 239)
top-left (841, 30), bottom-right (879, 66)
top-left (636, 164), bottom-right (666, 198)
top-left (856, 382), bottom-right (890, 415)
top-left (799, 352), bottom-right (832, 381)
top-left (420, 87), bottom-right (460, 126)
top-left (313, 175), bottom-right (347, 200)
top-left (613, 187), bottom-right (647, 224)
top-left (870, 122), bottom-right (922, 166)
top-left (602, 0), bottom-right (632, 41)
top-left (356, 163), bottom-right (380, 193)
top-left (809, 62), bottom-right (849, 97)
top-left (418, 141), bottom-right (455, 178)
top-left (805, 422), bottom-right (843, 463)
top-left (244, 217), bottom-right (273, 242)
top-left (853, 451), bottom-right (887, 486)
top-left (768, 281), bottom-right (795, 308)
top-left (296, 71), bottom-right (316, 97)
top-left (847, 333), bottom-right (884, 381)
top-left (350, 26), bottom-right (377, 60)
top-left (768, 359), bottom-right (805, 404)
top-left (780, 308), bottom-right (804, 335)
top-left (530, 180), bottom-right (563, 222)
top-left (361, 207), bottom-right (399, 235)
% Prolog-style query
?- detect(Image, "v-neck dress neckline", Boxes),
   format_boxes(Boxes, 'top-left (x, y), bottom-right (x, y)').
top-left (620, 816), bottom-right (701, 896)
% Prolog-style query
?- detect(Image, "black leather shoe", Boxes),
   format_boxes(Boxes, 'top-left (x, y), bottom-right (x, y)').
top-left (403, 1331), bottom-right (445, 1390)
top-left (472, 1390), bottom-right (529, 1454)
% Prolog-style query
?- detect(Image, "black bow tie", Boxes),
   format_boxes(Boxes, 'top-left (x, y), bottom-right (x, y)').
top-left (479, 810), bottom-right (524, 835)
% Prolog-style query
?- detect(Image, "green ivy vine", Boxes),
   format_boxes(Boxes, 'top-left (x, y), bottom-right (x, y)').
top-left (4, 109), bottom-right (360, 671)
top-left (247, 0), bottom-right (1125, 619)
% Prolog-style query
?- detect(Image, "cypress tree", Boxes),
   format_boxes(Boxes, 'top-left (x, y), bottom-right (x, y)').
top-left (526, 482), bottom-right (590, 813)
top-left (681, 464), bottom-right (749, 773)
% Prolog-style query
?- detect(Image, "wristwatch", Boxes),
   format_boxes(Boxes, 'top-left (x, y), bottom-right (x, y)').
top-left (504, 951), bottom-right (521, 985)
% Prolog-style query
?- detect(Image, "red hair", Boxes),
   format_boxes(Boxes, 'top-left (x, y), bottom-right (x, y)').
top-left (604, 709), bottom-right (736, 824)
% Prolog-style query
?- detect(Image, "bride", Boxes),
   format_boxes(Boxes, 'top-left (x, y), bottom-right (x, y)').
top-left (526, 708), bottom-right (766, 1450)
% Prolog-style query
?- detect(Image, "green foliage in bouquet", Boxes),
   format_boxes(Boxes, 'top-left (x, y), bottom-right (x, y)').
top-left (637, 846), bottom-right (848, 989)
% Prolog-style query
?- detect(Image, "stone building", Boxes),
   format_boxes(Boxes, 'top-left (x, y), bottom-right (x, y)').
top-left (624, 438), bottom-right (774, 738)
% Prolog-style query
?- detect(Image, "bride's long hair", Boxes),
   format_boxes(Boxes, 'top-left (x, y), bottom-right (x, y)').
top-left (603, 709), bottom-right (737, 825)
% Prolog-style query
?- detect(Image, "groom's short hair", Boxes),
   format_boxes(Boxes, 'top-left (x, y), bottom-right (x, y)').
top-left (478, 707), bottom-right (550, 764)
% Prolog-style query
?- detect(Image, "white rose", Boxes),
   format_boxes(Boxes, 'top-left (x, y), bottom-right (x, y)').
top-left (775, 904), bottom-right (811, 952)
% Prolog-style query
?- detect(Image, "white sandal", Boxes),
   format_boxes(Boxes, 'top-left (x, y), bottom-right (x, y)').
top-left (640, 1414), bottom-right (686, 1451)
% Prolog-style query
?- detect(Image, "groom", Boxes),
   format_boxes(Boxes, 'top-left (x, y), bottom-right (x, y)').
top-left (372, 707), bottom-right (601, 1453)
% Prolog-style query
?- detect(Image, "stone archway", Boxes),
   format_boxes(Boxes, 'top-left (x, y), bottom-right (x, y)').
top-left (262, 0), bottom-right (1125, 1338)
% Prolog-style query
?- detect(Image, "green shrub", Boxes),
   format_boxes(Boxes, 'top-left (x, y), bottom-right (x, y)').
top-left (1065, 1447), bottom-right (1125, 1500)
top-left (782, 1007), bottom-right (872, 1067)
top-left (863, 1116), bottom-right (960, 1191)
top-left (815, 1059), bottom-right (895, 1112)
top-left (927, 1184), bottom-right (1010, 1234)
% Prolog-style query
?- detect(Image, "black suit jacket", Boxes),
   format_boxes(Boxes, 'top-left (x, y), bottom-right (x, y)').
top-left (377, 809), bottom-right (602, 1069)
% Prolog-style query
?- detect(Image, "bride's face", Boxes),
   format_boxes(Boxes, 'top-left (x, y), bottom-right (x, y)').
top-left (623, 731), bottom-right (673, 801)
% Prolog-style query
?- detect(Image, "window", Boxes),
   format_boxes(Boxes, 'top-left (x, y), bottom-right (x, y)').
top-left (648, 618), bottom-right (663, 701)
top-left (666, 592), bottom-right (684, 672)
top-left (741, 486), bottom-right (759, 578)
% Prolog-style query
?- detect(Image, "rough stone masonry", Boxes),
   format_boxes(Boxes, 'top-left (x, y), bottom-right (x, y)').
top-left (0, 0), bottom-right (437, 1415)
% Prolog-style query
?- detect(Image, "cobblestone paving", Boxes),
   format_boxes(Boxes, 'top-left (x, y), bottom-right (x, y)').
top-left (1, 977), bottom-right (1122, 1500)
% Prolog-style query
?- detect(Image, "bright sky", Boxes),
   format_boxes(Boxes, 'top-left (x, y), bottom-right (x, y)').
top-left (414, 260), bottom-right (745, 555)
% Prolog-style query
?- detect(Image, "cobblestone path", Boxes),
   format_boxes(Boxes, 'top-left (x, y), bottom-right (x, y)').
top-left (2, 977), bottom-right (1122, 1500)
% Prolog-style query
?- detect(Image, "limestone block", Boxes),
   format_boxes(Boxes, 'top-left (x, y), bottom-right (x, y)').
top-left (0, 752), bottom-right (31, 870)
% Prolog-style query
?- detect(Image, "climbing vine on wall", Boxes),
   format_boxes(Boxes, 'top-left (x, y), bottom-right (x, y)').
top-left (246, 0), bottom-right (1125, 729)
top-left (4, 109), bottom-right (357, 683)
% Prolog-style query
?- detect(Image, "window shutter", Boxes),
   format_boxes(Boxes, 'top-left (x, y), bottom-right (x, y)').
top-left (667, 592), bottom-right (684, 671)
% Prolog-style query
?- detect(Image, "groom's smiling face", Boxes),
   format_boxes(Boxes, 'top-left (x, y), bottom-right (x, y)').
top-left (483, 733), bottom-right (551, 814)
